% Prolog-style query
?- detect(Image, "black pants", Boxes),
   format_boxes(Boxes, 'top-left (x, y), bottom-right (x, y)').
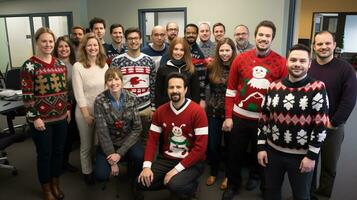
top-left (264, 146), bottom-right (314, 200)
top-left (30, 120), bottom-right (67, 184)
top-left (226, 116), bottom-right (261, 189)
top-left (312, 125), bottom-right (344, 197)
top-left (63, 102), bottom-right (79, 166)
top-left (136, 156), bottom-right (204, 199)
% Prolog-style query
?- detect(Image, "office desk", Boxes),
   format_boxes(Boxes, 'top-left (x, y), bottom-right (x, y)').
top-left (0, 100), bottom-right (24, 134)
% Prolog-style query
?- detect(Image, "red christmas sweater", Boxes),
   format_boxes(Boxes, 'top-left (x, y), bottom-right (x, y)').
top-left (143, 99), bottom-right (208, 172)
top-left (225, 49), bottom-right (287, 120)
top-left (21, 56), bottom-right (69, 123)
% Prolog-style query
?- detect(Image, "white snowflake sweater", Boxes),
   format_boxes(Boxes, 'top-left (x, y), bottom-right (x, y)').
top-left (257, 76), bottom-right (329, 160)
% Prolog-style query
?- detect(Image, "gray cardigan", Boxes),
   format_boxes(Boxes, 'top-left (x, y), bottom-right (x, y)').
top-left (94, 89), bottom-right (142, 157)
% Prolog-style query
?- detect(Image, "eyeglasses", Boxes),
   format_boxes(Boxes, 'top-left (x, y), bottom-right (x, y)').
top-left (127, 37), bottom-right (140, 41)
top-left (235, 32), bottom-right (248, 36)
top-left (167, 28), bottom-right (178, 32)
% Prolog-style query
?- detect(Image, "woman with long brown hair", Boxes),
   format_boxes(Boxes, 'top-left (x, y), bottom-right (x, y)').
top-left (155, 37), bottom-right (200, 107)
top-left (205, 37), bottom-right (237, 190)
top-left (53, 36), bottom-right (78, 172)
top-left (72, 32), bottom-right (108, 185)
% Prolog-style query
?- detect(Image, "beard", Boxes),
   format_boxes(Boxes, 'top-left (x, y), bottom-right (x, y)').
top-left (186, 37), bottom-right (196, 45)
top-left (237, 40), bottom-right (247, 47)
top-left (169, 93), bottom-right (181, 103)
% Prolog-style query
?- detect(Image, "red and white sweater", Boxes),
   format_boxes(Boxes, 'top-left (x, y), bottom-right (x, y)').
top-left (225, 49), bottom-right (287, 120)
top-left (143, 99), bottom-right (208, 172)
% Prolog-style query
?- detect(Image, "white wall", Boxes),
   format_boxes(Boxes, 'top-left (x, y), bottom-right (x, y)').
top-left (0, 0), bottom-right (88, 27)
top-left (343, 15), bottom-right (357, 53)
top-left (87, 0), bottom-right (290, 55)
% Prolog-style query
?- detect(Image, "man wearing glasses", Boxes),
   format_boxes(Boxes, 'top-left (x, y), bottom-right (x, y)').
top-left (234, 24), bottom-right (254, 54)
top-left (111, 27), bottom-right (156, 145)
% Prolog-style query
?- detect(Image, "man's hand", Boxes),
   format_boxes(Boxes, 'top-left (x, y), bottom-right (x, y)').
top-left (111, 164), bottom-right (119, 176)
top-left (164, 168), bottom-right (179, 185)
top-left (222, 118), bottom-right (233, 132)
top-left (138, 168), bottom-right (154, 187)
top-left (327, 120), bottom-right (337, 130)
top-left (299, 157), bottom-right (315, 173)
top-left (107, 153), bottom-right (121, 165)
top-left (257, 151), bottom-right (268, 167)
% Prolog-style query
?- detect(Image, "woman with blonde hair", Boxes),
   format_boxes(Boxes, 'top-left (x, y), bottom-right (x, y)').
top-left (21, 27), bottom-right (70, 200)
top-left (72, 32), bottom-right (108, 185)
top-left (155, 37), bottom-right (200, 107)
top-left (205, 38), bottom-right (237, 190)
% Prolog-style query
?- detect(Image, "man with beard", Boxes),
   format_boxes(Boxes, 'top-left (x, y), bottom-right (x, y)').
top-left (136, 72), bottom-right (208, 200)
top-left (166, 22), bottom-right (179, 44)
top-left (198, 22), bottom-right (215, 59)
top-left (257, 44), bottom-right (329, 200)
top-left (105, 24), bottom-right (126, 65)
top-left (222, 20), bottom-right (288, 200)
top-left (308, 31), bottom-right (357, 199)
top-left (142, 25), bottom-right (168, 72)
top-left (184, 23), bottom-right (207, 108)
top-left (70, 26), bottom-right (85, 53)
top-left (234, 24), bottom-right (254, 54)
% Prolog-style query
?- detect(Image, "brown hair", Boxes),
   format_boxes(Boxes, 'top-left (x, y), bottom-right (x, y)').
top-left (168, 37), bottom-right (195, 74)
top-left (105, 68), bottom-right (123, 83)
top-left (71, 26), bottom-right (85, 34)
top-left (254, 20), bottom-right (276, 40)
top-left (34, 27), bottom-right (55, 42)
top-left (53, 36), bottom-right (76, 65)
top-left (208, 37), bottom-right (236, 84)
top-left (77, 33), bottom-right (107, 68)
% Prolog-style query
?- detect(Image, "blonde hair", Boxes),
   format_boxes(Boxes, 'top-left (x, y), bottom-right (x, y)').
top-left (77, 32), bottom-right (107, 68)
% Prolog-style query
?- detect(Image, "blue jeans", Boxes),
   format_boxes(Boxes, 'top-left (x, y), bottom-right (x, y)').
top-left (94, 141), bottom-right (144, 182)
top-left (207, 116), bottom-right (229, 176)
top-left (30, 120), bottom-right (68, 184)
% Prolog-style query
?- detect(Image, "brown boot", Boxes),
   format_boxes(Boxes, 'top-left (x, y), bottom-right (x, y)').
top-left (51, 177), bottom-right (64, 199)
top-left (41, 183), bottom-right (56, 200)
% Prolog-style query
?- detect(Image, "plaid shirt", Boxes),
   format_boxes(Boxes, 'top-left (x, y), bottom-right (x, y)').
top-left (94, 89), bottom-right (142, 157)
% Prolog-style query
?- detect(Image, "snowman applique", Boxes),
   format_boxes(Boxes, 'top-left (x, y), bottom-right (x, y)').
top-left (165, 123), bottom-right (189, 158)
top-left (238, 66), bottom-right (271, 111)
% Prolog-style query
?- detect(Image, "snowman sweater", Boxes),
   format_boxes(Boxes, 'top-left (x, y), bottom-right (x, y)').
top-left (143, 99), bottom-right (208, 172)
top-left (225, 49), bottom-right (287, 120)
top-left (257, 76), bottom-right (329, 160)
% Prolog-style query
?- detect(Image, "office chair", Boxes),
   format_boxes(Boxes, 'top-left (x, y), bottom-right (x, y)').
top-left (2, 68), bottom-right (27, 134)
top-left (0, 131), bottom-right (27, 175)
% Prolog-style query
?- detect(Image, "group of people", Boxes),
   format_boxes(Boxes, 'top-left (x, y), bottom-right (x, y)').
top-left (20, 16), bottom-right (356, 200)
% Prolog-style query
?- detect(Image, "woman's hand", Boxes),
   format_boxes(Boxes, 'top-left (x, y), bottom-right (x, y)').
top-left (84, 114), bottom-right (95, 126)
top-left (34, 118), bottom-right (46, 131)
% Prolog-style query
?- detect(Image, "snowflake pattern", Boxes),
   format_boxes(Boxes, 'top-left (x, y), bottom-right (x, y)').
top-left (283, 93), bottom-right (295, 110)
top-left (318, 130), bottom-right (327, 142)
top-left (299, 95), bottom-right (308, 110)
top-left (272, 125), bottom-right (280, 141)
top-left (284, 130), bottom-right (292, 143)
top-left (272, 94), bottom-right (280, 107)
top-left (26, 111), bottom-right (36, 118)
top-left (26, 62), bottom-right (34, 71)
top-left (297, 129), bottom-right (307, 145)
top-left (312, 93), bottom-right (324, 111)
